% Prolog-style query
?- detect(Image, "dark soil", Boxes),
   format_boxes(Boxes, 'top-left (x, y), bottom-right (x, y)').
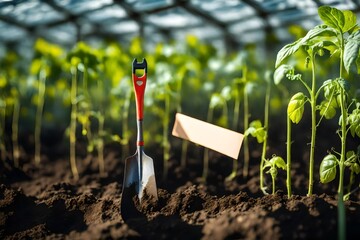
top-left (1, 138), bottom-right (360, 240)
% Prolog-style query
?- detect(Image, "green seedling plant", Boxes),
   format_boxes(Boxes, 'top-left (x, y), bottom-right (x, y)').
top-left (31, 39), bottom-right (65, 165)
top-left (68, 42), bottom-right (111, 177)
top-left (277, 6), bottom-right (359, 239)
top-left (68, 57), bottom-right (80, 180)
top-left (116, 77), bottom-right (132, 160)
top-left (313, 6), bottom-right (360, 199)
top-left (274, 15), bottom-right (346, 196)
top-left (34, 67), bottom-right (46, 166)
top-left (223, 52), bottom-right (250, 180)
top-left (0, 51), bottom-right (26, 168)
top-left (149, 62), bottom-right (177, 179)
top-left (245, 72), bottom-right (272, 194)
top-left (103, 42), bottom-right (132, 159)
top-left (225, 50), bottom-right (258, 180)
top-left (203, 87), bottom-right (230, 182)
top-left (263, 155), bottom-right (286, 194)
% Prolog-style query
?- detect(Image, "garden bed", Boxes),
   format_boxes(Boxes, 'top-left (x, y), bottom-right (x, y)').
top-left (1, 138), bottom-right (359, 240)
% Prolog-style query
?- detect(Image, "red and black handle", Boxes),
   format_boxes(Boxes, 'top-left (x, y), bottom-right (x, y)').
top-left (132, 58), bottom-right (147, 146)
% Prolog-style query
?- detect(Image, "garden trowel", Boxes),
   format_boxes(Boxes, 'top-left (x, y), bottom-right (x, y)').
top-left (121, 59), bottom-right (158, 221)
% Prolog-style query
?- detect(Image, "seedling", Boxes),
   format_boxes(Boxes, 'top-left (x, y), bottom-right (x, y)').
top-left (68, 58), bottom-right (80, 180)
top-left (263, 155), bottom-right (286, 194)
top-left (31, 39), bottom-right (65, 166)
top-left (1, 51), bottom-right (24, 168)
top-left (203, 87), bottom-right (229, 181)
top-left (149, 62), bottom-right (178, 179)
top-left (245, 72), bottom-right (271, 194)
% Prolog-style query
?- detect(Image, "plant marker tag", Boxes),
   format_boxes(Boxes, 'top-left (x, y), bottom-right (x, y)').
top-left (172, 113), bottom-right (244, 159)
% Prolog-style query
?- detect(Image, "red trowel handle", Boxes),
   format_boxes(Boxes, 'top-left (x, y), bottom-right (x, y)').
top-left (132, 58), bottom-right (147, 120)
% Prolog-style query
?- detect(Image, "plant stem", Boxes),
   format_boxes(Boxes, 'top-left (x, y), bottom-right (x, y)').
top-left (203, 106), bottom-right (214, 182)
top-left (338, 191), bottom-right (346, 240)
top-left (70, 66), bottom-right (79, 181)
top-left (82, 66), bottom-right (93, 142)
top-left (163, 90), bottom-right (170, 179)
top-left (34, 69), bottom-right (46, 166)
top-left (338, 86), bottom-right (346, 195)
top-left (338, 33), bottom-right (346, 196)
top-left (12, 98), bottom-right (20, 168)
top-left (286, 115), bottom-right (292, 197)
top-left (243, 67), bottom-right (250, 178)
top-left (98, 114), bottom-right (105, 177)
top-left (228, 81), bottom-right (241, 179)
top-left (260, 77), bottom-right (271, 194)
top-left (272, 174), bottom-right (276, 194)
top-left (307, 54), bottom-right (317, 196)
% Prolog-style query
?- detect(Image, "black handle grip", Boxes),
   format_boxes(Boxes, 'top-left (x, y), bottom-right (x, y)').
top-left (132, 58), bottom-right (147, 74)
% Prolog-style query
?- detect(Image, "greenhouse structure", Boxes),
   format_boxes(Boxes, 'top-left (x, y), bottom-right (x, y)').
top-left (1, 0), bottom-right (360, 239)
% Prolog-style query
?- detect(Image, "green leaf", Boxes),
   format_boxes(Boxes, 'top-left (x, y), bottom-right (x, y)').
top-left (351, 163), bottom-right (360, 174)
top-left (288, 92), bottom-right (306, 124)
top-left (348, 108), bottom-right (360, 138)
top-left (270, 156), bottom-right (287, 170)
top-left (344, 30), bottom-right (360, 73)
top-left (275, 25), bottom-right (337, 67)
top-left (320, 154), bottom-right (338, 183)
top-left (322, 79), bottom-right (335, 99)
top-left (245, 120), bottom-right (266, 143)
top-left (346, 150), bottom-right (356, 160)
top-left (342, 10), bottom-right (357, 33)
top-left (275, 38), bottom-right (302, 68)
top-left (318, 6), bottom-right (344, 31)
top-left (273, 64), bottom-right (293, 85)
top-left (318, 98), bottom-right (338, 119)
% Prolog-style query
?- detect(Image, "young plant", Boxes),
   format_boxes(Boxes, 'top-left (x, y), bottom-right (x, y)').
top-left (263, 155), bottom-right (286, 194)
top-left (203, 87), bottom-right (229, 182)
top-left (245, 72), bottom-right (271, 194)
top-left (31, 39), bottom-right (65, 165)
top-left (316, 6), bottom-right (359, 199)
top-left (1, 51), bottom-right (24, 167)
top-left (274, 66), bottom-right (294, 197)
top-left (33, 66), bottom-right (46, 165)
top-left (275, 24), bottom-right (340, 196)
top-left (103, 43), bottom-right (132, 160)
top-left (11, 96), bottom-right (20, 167)
top-left (68, 58), bottom-right (80, 180)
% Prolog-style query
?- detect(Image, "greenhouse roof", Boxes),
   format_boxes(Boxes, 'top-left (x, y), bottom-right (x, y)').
top-left (0, 0), bottom-right (359, 49)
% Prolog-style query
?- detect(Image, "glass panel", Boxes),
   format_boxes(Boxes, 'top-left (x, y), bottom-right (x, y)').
top-left (229, 17), bottom-right (265, 35)
top-left (212, 5), bottom-right (255, 23)
top-left (0, 22), bottom-right (27, 41)
top-left (191, 0), bottom-right (255, 23)
top-left (103, 20), bottom-right (139, 34)
top-left (146, 7), bottom-right (202, 28)
top-left (125, 0), bottom-right (174, 12)
top-left (85, 5), bottom-right (127, 23)
top-left (0, 0), bottom-right (65, 26)
top-left (175, 25), bottom-right (222, 39)
top-left (55, 0), bottom-right (113, 15)
top-left (41, 23), bottom-right (77, 44)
